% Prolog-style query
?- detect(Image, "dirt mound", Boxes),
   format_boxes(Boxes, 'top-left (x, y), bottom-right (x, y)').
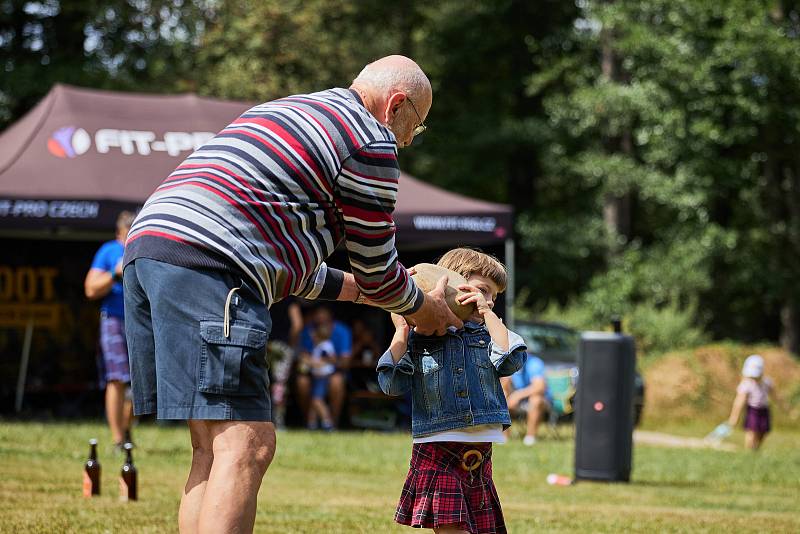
top-left (642, 343), bottom-right (800, 425)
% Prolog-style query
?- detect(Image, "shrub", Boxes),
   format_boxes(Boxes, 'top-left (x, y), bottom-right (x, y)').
top-left (529, 299), bottom-right (706, 356)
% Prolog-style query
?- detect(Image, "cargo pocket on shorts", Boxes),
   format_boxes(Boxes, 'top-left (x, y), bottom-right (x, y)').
top-left (199, 320), bottom-right (267, 395)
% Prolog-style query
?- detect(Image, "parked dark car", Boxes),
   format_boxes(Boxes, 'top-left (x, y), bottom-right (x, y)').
top-left (513, 320), bottom-right (645, 426)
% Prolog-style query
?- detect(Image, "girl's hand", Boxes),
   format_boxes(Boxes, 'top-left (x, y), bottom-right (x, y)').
top-left (389, 313), bottom-right (411, 361)
top-left (391, 313), bottom-right (410, 336)
top-left (456, 284), bottom-right (491, 316)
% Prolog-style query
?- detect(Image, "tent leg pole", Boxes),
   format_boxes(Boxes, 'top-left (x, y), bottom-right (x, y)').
top-left (505, 237), bottom-right (515, 330)
top-left (15, 318), bottom-right (34, 413)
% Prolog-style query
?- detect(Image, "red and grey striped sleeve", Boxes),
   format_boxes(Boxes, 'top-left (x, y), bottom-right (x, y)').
top-left (335, 141), bottom-right (424, 314)
top-left (124, 88), bottom-right (424, 310)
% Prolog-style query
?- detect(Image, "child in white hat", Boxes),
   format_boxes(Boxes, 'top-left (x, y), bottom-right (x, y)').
top-left (726, 355), bottom-right (773, 450)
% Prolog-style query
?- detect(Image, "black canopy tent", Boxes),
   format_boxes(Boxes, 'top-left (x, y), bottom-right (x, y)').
top-left (0, 83), bottom-right (515, 310)
top-left (0, 84), bottom-right (513, 242)
top-left (0, 84), bottom-right (515, 413)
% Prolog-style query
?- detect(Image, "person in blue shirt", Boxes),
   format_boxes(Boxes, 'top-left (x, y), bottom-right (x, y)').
top-left (296, 305), bottom-right (352, 428)
top-left (502, 353), bottom-right (551, 446)
top-left (84, 211), bottom-right (135, 450)
top-left (377, 248), bottom-right (526, 533)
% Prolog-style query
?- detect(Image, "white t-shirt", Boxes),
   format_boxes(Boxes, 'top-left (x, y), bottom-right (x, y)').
top-left (311, 339), bottom-right (336, 377)
top-left (737, 377), bottom-right (772, 408)
top-left (413, 424), bottom-right (506, 444)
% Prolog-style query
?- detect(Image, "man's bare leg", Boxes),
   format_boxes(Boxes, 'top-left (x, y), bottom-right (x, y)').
top-left (328, 372), bottom-right (346, 427)
top-left (525, 394), bottom-right (545, 441)
top-left (105, 380), bottom-right (127, 444)
top-left (500, 377), bottom-right (514, 399)
top-left (196, 421), bottom-right (276, 534)
top-left (180, 420), bottom-right (214, 533)
top-left (122, 386), bottom-right (134, 441)
top-left (296, 375), bottom-right (311, 423)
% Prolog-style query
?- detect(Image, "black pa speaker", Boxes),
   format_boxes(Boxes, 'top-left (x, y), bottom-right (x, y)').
top-left (574, 332), bottom-right (636, 482)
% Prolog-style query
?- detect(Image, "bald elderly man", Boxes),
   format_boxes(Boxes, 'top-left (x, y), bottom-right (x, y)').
top-left (122, 55), bottom-right (461, 533)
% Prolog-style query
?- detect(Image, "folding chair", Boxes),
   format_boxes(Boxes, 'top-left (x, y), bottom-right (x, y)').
top-left (545, 369), bottom-right (576, 438)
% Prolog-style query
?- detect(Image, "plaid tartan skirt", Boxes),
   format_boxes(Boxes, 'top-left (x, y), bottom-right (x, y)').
top-left (395, 442), bottom-right (506, 534)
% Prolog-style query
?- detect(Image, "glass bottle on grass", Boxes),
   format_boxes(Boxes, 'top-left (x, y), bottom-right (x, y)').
top-left (119, 442), bottom-right (137, 501)
top-left (83, 438), bottom-right (101, 497)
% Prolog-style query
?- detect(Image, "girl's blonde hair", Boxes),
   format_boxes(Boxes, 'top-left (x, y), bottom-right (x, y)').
top-left (436, 248), bottom-right (507, 292)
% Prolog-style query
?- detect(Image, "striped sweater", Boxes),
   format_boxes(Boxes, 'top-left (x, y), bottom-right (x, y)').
top-left (123, 88), bottom-right (423, 314)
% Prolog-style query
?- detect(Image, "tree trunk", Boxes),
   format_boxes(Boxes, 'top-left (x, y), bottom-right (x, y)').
top-left (780, 300), bottom-right (799, 355)
top-left (600, 13), bottom-right (633, 252)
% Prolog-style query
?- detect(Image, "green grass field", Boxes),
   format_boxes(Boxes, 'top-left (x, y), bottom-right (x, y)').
top-left (1, 420), bottom-right (798, 533)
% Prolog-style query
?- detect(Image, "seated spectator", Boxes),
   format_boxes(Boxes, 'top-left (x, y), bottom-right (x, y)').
top-left (501, 354), bottom-right (551, 445)
top-left (295, 305), bottom-right (352, 428)
top-left (266, 296), bottom-right (303, 428)
top-left (348, 318), bottom-right (384, 394)
top-left (351, 318), bottom-right (382, 367)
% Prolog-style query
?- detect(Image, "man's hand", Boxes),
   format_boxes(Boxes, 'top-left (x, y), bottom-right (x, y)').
top-left (506, 389), bottom-right (522, 410)
top-left (405, 275), bottom-right (464, 336)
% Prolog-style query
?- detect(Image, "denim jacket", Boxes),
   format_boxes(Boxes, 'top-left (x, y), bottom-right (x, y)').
top-left (376, 321), bottom-right (527, 437)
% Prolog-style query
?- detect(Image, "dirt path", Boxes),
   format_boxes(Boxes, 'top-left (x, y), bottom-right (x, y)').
top-left (633, 430), bottom-right (737, 451)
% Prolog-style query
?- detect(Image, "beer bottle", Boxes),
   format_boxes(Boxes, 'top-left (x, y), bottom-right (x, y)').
top-left (119, 442), bottom-right (137, 501)
top-left (83, 438), bottom-right (101, 497)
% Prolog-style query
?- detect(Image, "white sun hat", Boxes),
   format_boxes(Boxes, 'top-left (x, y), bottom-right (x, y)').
top-left (742, 354), bottom-right (764, 378)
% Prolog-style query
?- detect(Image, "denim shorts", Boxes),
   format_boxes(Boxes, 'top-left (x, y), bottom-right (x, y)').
top-left (311, 375), bottom-right (331, 400)
top-left (123, 258), bottom-right (272, 421)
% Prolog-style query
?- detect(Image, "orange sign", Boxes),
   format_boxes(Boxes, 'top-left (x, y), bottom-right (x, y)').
top-left (0, 303), bottom-right (59, 328)
top-left (0, 266), bottom-right (60, 328)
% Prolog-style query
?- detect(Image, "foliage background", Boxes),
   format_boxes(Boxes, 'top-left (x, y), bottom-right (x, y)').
top-left (2, 0), bottom-right (800, 356)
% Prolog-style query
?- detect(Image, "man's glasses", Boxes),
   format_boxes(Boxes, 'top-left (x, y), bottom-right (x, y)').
top-left (405, 96), bottom-right (427, 137)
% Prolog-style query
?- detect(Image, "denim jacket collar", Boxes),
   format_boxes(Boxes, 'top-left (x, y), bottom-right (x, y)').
top-left (448, 320), bottom-right (486, 334)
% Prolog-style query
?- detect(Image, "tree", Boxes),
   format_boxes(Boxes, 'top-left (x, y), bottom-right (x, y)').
top-left (0, 0), bottom-right (212, 129)
top-left (194, 0), bottom-right (409, 102)
top-left (524, 0), bottom-right (800, 353)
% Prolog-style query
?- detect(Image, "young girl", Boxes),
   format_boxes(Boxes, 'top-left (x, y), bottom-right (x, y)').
top-left (377, 248), bottom-right (526, 534)
top-left (727, 354), bottom-right (773, 450)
